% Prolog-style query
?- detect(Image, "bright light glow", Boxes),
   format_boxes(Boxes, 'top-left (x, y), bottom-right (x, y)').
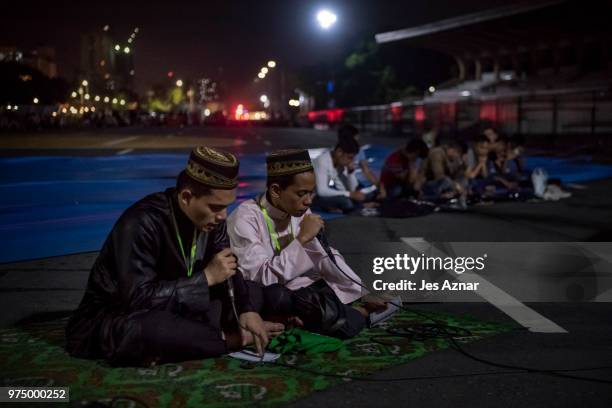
top-left (33, 97), bottom-right (39, 104)
top-left (91, 106), bottom-right (96, 112)
top-left (62, 108), bottom-right (67, 114)
top-left (104, 96), bottom-right (110, 103)
top-left (261, 67), bottom-right (269, 74)
top-left (134, 27), bottom-right (139, 33)
top-left (267, 60), bottom-right (276, 68)
top-left (428, 86), bottom-right (436, 93)
top-left (52, 112), bottom-right (57, 117)
top-left (70, 107), bottom-right (77, 114)
top-left (94, 95), bottom-right (101, 101)
top-left (78, 88), bottom-right (84, 95)
top-left (103, 25), bottom-right (109, 32)
top-left (129, 70), bottom-right (134, 76)
top-left (128, 38), bottom-right (133, 44)
top-left (258, 72), bottom-right (265, 79)
top-left (259, 94), bottom-right (268, 103)
top-left (84, 107), bottom-right (89, 113)
top-left (289, 99), bottom-right (300, 107)
top-left (235, 104), bottom-right (245, 120)
top-left (460, 90), bottom-right (471, 97)
top-left (13, 105), bottom-right (18, 111)
top-left (124, 47), bottom-right (130, 54)
top-left (82, 80), bottom-right (88, 86)
top-left (120, 99), bottom-right (126, 105)
top-left (7, 105), bottom-right (12, 110)
top-left (114, 45), bottom-right (120, 51)
top-left (204, 108), bottom-right (211, 117)
top-left (84, 94), bottom-right (90, 100)
top-left (316, 10), bottom-right (337, 29)
top-left (71, 92), bottom-right (78, 98)
top-left (176, 79), bottom-right (183, 87)
top-left (112, 98), bottom-right (118, 104)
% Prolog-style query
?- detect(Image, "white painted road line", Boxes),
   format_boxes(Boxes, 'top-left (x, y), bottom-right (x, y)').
top-left (101, 136), bottom-right (139, 147)
top-left (400, 237), bottom-right (568, 334)
top-left (116, 148), bottom-right (134, 155)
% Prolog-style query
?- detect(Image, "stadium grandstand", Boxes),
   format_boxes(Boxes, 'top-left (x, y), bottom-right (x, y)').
top-left (308, 0), bottom-right (612, 147)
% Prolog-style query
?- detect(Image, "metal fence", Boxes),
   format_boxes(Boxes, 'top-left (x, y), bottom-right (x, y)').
top-left (308, 88), bottom-right (612, 141)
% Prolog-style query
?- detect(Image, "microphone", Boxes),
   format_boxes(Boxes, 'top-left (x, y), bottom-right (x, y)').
top-left (316, 229), bottom-right (336, 263)
top-left (226, 276), bottom-right (235, 301)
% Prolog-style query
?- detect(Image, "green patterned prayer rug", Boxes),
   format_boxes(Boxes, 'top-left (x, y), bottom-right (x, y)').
top-left (0, 310), bottom-right (514, 407)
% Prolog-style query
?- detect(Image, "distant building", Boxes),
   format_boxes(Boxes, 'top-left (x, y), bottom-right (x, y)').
top-left (80, 25), bottom-right (138, 94)
top-left (0, 45), bottom-right (58, 78)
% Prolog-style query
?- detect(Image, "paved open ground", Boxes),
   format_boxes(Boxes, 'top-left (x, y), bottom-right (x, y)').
top-left (0, 126), bottom-right (611, 407)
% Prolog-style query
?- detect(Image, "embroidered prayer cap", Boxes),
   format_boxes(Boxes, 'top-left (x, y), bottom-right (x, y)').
top-left (266, 149), bottom-right (314, 177)
top-left (186, 146), bottom-right (239, 189)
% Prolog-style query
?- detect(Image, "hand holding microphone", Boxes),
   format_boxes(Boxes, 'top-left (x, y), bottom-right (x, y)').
top-left (297, 214), bottom-right (324, 245)
top-left (203, 248), bottom-right (237, 286)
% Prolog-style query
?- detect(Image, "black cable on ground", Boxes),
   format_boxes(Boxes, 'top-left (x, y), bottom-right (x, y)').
top-left (312, 237), bottom-right (612, 385)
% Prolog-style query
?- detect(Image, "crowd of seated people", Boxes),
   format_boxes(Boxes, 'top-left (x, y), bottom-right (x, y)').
top-left (310, 121), bottom-right (569, 215)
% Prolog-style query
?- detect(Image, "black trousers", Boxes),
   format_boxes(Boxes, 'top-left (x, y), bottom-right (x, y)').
top-left (99, 280), bottom-right (364, 366)
top-left (256, 280), bottom-right (366, 340)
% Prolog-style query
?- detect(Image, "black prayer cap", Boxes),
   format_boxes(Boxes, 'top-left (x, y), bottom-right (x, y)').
top-left (266, 149), bottom-right (314, 177)
top-left (186, 146), bottom-right (239, 189)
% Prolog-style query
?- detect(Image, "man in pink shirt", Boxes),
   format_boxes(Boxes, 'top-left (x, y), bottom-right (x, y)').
top-left (227, 149), bottom-right (384, 338)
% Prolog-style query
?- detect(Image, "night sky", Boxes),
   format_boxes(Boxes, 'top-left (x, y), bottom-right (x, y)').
top-left (1, 0), bottom-right (511, 98)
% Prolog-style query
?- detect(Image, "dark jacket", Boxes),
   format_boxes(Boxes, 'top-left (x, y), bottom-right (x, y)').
top-left (66, 188), bottom-right (253, 358)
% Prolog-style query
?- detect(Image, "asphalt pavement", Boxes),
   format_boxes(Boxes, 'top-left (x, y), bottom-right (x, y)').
top-left (0, 126), bottom-right (610, 407)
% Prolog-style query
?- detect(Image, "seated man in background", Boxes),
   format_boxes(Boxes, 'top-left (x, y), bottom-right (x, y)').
top-left (311, 137), bottom-right (367, 213)
top-left (506, 135), bottom-right (527, 175)
top-left (337, 123), bottom-right (386, 199)
top-left (464, 134), bottom-right (496, 199)
top-left (420, 140), bottom-right (467, 204)
top-left (227, 149), bottom-right (385, 339)
top-left (380, 139), bottom-right (429, 199)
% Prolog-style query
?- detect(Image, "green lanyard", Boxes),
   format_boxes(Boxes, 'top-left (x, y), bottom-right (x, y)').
top-left (176, 228), bottom-right (198, 277)
top-left (258, 195), bottom-right (293, 254)
top-left (170, 198), bottom-right (198, 277)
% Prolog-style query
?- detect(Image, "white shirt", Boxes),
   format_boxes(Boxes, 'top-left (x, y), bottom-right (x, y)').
top-left (226, 194), bottom-right (362, 304)
top-left (312, 149), bottom-right (358, 198)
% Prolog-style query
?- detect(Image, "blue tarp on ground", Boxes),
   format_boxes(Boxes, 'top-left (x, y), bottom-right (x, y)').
top-left (1, 145), bottom-right (611, 263)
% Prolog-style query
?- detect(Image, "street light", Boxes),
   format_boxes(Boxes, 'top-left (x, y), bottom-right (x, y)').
top-left (176, 79), bottom-right (183, 87)
top-left (261, 67), bottom-right (269, 74)
top-left (260, 95), bottom-right (268, 103)
top-left (267, 60), bottom-right (276, 68)
top-left (316, 9), bottom-right (337, 29)
top-left (82, 80), bottom-right (88, 87)
top-left (257, 72), bottom-right (265, 79)
top-left (124, 47), bottom-right (130, 54)
top-left (33, 97), bottom-right (39, 104)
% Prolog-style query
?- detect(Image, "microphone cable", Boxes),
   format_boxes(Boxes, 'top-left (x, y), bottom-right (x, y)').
top-left (310, 228), bottom-right (612, 385)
